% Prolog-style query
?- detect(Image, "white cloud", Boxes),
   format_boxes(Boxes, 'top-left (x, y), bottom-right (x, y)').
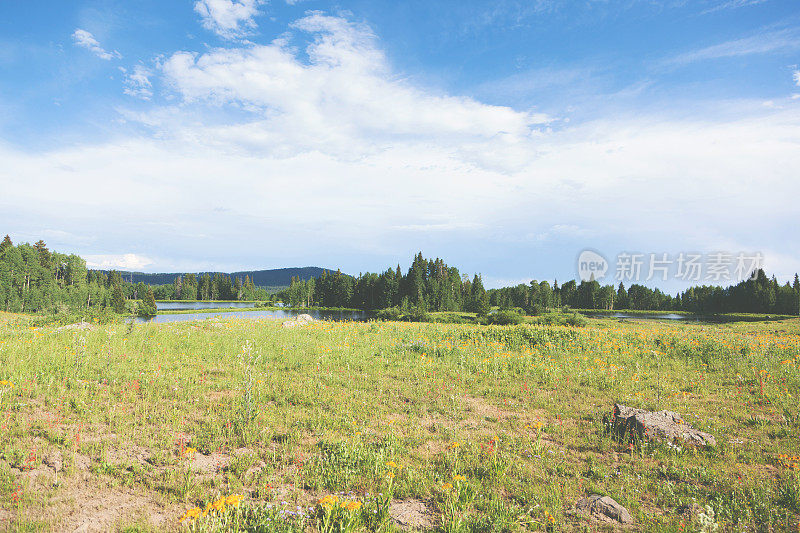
top-left (4, 13), bottom-right (799, 281)
top-left (664, 28), bottom-right (800, 66)
top-left (72, 29), bottom-right (121, 60)
top-left (701, 0), bottom-right (767, 15)
top-left (194, 0), bottom-right (264, 39)
top-left (392, 222), bottom-right (485, 232)
top-left (160, 13), bottom-right (549, 166)
top-left (123, 65), bottom-right (153, 100)
top-left (84, 254), bottom-right (154, 271)
top-left (794, 70), bottom-right (800, 86)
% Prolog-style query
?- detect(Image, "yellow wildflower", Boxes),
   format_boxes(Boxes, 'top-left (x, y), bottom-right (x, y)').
top-left (178, 507), bottom-right (202, 522)
top-left (211, 497), bottom-right (226, 512)
top-left (340, 500), bottom-right (362, 512)
top-left (319, 494), bottom-right (339, 510)
top-left (386, 471), bottom-right (395, 480)
top-left (441, 482), bottom-right (453, 491)
top-left (385, 461), bottom-right (398, 469)
top-left (452, 474), bottom-right (466, 482)
top-left (225, 494), bottom-right (243, 506)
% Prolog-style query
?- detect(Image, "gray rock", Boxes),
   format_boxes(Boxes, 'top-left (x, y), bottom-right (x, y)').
top-left (54, 321), bottom-right (97, 332)
top-left (576, 494), bottom-right (633, 524)
top-left (612, 403), bottom-right (716, 447)
top-left (281, 314), bottom-right (315, 328)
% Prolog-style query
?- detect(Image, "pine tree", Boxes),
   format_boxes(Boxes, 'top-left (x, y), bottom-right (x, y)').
top-left (0, 235), bottom-right (11, 253)
top-left (112, 282), bottom-right (126, 313)
top-left (138, 286), bottom-right (157, 317)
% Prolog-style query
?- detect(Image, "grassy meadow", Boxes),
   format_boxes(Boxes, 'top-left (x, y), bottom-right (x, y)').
top-left (0, 313), bottom-right (798, 532)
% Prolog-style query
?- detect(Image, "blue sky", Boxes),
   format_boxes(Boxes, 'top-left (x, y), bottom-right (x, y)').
top-left (1, 0), bottom-right (799, 289)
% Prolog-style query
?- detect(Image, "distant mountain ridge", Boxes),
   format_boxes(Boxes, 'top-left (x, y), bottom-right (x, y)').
top-left (93, 267), bottom-right (328, 288)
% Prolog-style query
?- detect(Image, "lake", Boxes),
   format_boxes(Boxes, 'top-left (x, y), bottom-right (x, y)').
top-left (588, 312), bottom-right (688, 321)
top-left (136, 308), bottom-right (372, 324)
top-left (156, 301), bottom-right (261, 310)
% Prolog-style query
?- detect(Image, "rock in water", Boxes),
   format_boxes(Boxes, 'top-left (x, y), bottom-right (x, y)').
top-left (576, 494), bottom-right (633, 524)
top-left (612, 403), bottom-right (716, 447)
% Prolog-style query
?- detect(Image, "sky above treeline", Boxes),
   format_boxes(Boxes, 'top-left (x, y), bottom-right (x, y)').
top-left (1, 0), bottom-right (799, 289)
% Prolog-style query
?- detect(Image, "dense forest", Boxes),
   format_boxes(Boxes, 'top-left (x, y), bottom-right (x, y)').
top-left (97, 267), bottom-right (324, 289)
top-left (149, 273), bottom-right (272, 301)
top-left (281, 253), bottom-right (492, 314)
top-left (0, 235), bottom-right (157, 316)
top-left (284, 252), bottom-right (800, 316)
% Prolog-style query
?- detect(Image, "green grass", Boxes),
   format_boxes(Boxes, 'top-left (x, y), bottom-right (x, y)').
top-left (0, 312), bottom-right (798, 531)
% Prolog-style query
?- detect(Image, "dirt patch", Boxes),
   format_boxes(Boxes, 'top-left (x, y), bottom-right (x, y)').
top-left (414, 440), bottom-right (447, 459)
top-left (52, 483), bottom-right (178, 533)
top-left (103, 444), bottom-right (151, 467)
top-left (190, 451), bottom-right (230, 474)
top-left (390, 499), bottom-right (437, 530)
top-left (208, 389), bottom-right (237, 401)
top-left (462, 395), bottom-right (511, 420)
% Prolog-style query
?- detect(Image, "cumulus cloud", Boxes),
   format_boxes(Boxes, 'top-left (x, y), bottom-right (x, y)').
top-left (194, 0), bottom-right (264, 39)
top-left (72, 29), bottom-right (121, 60)
top-left (159, 13), bottom-right (548, 165)
top-left (5, 13), bottom-right (797, 280)
top-left (123, 65), bottom-right (153, 100)
top-left (3, 102), bottom-right (799, 278)
top-left (794, 70), bottom-right (800, 86)
top-left (84, 254), bottom-right (155, 270)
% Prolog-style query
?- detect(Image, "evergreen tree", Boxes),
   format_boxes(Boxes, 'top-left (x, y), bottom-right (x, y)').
top-left (111, 281), bottom-right (126, 313)
top-left (138, 286), bottom-right (157, 317)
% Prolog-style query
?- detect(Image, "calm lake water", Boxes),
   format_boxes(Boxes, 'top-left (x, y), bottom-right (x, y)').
top-left (156, 301), bottom-right (256, 310)
top-left (590, 312), bottom-right (688, 321)
top-left (136, 308), bottom-right (372, 324)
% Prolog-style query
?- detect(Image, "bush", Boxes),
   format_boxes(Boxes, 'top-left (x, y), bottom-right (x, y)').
top-left (566, 312), bottom-right (587, 327)
top-left (376, 307), bottom-right (402, 321)
top-left (430, 313), bottom-right (471, 324)
top-left (405, 306), bottom-right (430, 322)
top-left (535, 312), bottom-right (587, 327)
top-left (486, 310), bottom-right (524, 325)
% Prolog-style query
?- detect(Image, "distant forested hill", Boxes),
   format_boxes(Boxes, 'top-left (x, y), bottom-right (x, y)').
top-left (93, 267), bottom-right (327, 288)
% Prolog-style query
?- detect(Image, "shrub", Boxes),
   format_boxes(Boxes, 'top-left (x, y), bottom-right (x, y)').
top-left (405, 306), bottom-right (430, 322)
top-left (486, 310), bottom-right (524, 325)
top-left (376, 307), bottom-right (402, 321)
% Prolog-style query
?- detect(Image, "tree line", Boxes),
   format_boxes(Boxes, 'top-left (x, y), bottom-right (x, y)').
top-left (285, 253), bottom-right (800, 316)
top-left (150, 273), bottom-right (274, 301)
top-left (3, 237), bottom-right (798, 318)
top-left (488, 270), bottom-right (799, 316)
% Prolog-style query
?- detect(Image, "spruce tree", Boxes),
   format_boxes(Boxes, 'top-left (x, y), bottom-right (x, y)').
top-left (138, 286), bottom-right (157, 317)
top-left (0, 235), bottom-right (12, 253)
top-left (112, 282), bottom-right (126, 313)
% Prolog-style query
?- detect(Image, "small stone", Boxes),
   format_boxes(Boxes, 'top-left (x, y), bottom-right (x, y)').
top-left (576, 494), bottom-right (633, 524)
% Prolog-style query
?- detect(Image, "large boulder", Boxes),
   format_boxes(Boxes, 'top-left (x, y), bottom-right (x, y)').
top-left (576, 494), bottom-right (633, 525)
top-left (611, 403), bottom-right (716, 447)
top-left (281, 314), bottom-right (315, 328)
